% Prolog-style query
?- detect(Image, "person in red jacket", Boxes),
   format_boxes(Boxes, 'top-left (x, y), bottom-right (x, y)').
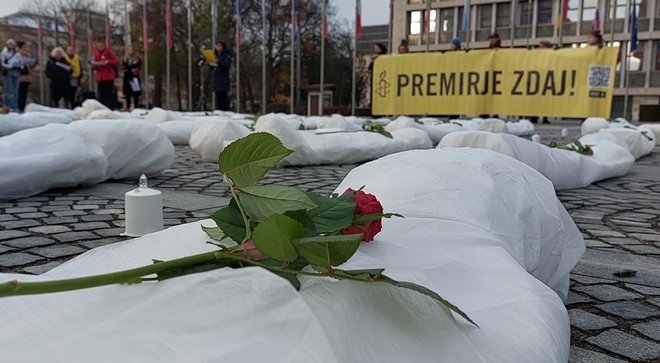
top-left (90, 38), bottom-right (119, 109)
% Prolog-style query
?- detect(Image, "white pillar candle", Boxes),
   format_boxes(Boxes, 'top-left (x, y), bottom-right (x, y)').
top-left (531, 134), bottom-right (541, 143)
top-left (123, 174), bottom-right (164, 237)
top-left (561, 128), bottom-right (568, 137)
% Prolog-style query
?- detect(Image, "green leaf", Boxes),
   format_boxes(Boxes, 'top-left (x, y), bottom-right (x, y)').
top-left (292, 234), bottom-right (363, 267)
top-left (219, 133), bottom-right (292, 187)
top-left (379, 275), bottom-right (479, 328)
top-left (613, 269), bottom-right (637, 278)
top-left (252, 214), bottom-right (304, 263)
top-left (352, 212), bottom-right (404, 225)
top-left (271, 271), bottom-right (301, 290)
top-left (284, 209), bottom-right (317, 237)
top-left (239, 185), bottom-right (316, 222)
top-left (201, 226), bottom-right (226, 242)
top-left (210, 200), bottom-right (246, 243)
top-left (306, 193), bottom-right (356, 233)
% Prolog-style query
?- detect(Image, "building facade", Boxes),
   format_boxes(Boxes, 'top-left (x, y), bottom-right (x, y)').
top-left (389, 0), bottom-right (660, 121)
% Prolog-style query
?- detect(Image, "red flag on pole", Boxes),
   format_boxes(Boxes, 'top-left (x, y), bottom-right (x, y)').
top-left (37, 22), bottom-right (44, 62)
top-left (322, 0), bottom-right (328, 38)
top-left (166, 0), bottom-right (173, 49)
top-left (87, 11), bottom-right (93, 55)
top-left (68, 22), bottom-right (77, 53)
top-left (356, 0), bottom-right (362, 39)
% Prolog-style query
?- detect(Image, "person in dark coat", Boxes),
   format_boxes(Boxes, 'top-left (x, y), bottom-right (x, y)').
top-left (210, 41), bottom-right (232, 111)
top-left (122, 45), bottom-right (142, 111)
top-left (45, 47), bottom-right (72, 108)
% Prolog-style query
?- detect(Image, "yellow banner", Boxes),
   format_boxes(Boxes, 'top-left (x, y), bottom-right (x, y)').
top-left (372, 47), bottom-right (619, 118)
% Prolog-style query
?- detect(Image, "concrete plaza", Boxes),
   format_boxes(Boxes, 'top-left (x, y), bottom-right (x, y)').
top-left (0, 121), bottom-right (658, 362)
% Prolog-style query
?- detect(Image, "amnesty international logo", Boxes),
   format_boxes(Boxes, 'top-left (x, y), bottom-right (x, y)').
top-left (375, 70), bottom-right (390, 98)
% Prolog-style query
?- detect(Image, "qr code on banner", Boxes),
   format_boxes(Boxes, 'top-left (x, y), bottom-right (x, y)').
top-left (588, 65), bottom-right (612, 88)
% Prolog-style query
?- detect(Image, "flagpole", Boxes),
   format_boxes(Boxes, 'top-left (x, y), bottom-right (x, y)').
top-left (290, 0), bottom-right (295, 114)
top-left (236, 1), bottom-right (241, 113)
top-left (87, 10), bottom-right (93, 92)
top-left (387, 0), bottom-right (393, 54)
top-left (319, 0), bottom-right (326, 116)
top-left (124, 0), bottom-right (131, 47)
top-left (105, 0), bottom-right (109, 48)
top-left (526, 0), bottom-right (532, 48)
top-left (187, 0), bottom-right (193, 111)
top-left (38, 20), bottom-right (45, 105)
top-left (142, 0), bottom-right (149, 108)
top-left (463, 1), bottom-right (470, 50)
top-left (511, 0), bottom-right (516, 48)
top-left (262, 0), bottom-right (267, 115)
top-left (211, 0), bottom-right (217, 109)
top-left (558, 0), bottom-right (564, 47)
top-left (623, 41), bottom-right (630, 120)
top-left (166, 0), bottom-right (171, 110)
top-left (425, 0), bottom-right (431, 52)
top-left (352, 0), bottom-right (358, 115)
top-left (608, 0), bottom-right (615, 43)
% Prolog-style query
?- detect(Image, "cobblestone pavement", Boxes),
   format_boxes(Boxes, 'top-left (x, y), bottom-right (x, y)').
top-left (0, 121), bottom-right (659, 362)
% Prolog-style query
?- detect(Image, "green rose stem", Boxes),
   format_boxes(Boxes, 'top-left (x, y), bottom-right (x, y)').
top-left (0, 251), bottom-right (364, 298)
top-left (228, 183), bottom-right (251, 242)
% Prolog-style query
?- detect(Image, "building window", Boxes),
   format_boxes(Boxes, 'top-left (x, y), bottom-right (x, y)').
top-left (537, 0), bottom-right (553, 24)
top-left (496, 3), bottom-right (510, 28)
top-left (609, 0), bottom-right (626, 19)
top-left (440, 8), bottom-right (454, 33)
top-left (409, 10), bottom-right (422, 35)
top-left (567, 0), bottom-right (579, 22)
top-left (478, 4), bottom-right (492, 29)
top-left (518, 2), bottom-right (531, 26)
top-left (429, 9), bottom-right (437, 33)
top-left (582, 0), bottom-right (597, 22)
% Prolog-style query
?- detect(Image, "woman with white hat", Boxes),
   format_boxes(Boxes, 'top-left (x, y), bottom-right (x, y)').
top-left (0, 39), bottom-right (24, 112)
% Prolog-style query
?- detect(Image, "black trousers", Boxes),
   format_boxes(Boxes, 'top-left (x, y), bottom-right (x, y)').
top-left (18, 82), bottom-right (30, 112)
top-left (97, 81), bottom-right (115, 109)
top-left (69, 86), bottom-right (78, 109)
top-left (214, 91), bottom-right (229, 111)
top-left (50, 86), bottom-right (71, 108)
top-left (125, 93), bottom-right (140, 109)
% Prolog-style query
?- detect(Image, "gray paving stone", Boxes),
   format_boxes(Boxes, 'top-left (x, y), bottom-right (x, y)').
top-left (72, 205), bottom-right (100, 210)
top-left (21, 261), bottom-right (62, 275)
top-left (629, 233), bottom-right (660, 242)
top-left (0, 230), bottom-right (30, 241)
top-left (52, 210), bottom-right (87, 217)
top-left (94, 228), bottom-right (126, 237)
top-left (42, 217), bottom-right (78, 225)
top-left (568, 309), bottom-right (618, 331)
top-left (0, 219), bottom-right (41, 229)
top-left (28, 225), bottom-right (72, 234)
top-left (30, 245), bottom-right (87, 258)
top-left (0, 253), bottom-right (44, 267)
top-left (92, 208), bottom-right (123, 215)
top-left (49, 200), bottom-right (75, 206)
top-left (40, 205), bottom-right (73, 212)
top-left (570, 275), bottom-right (617, 285)
top-left (15, 212), bottom-right (48, 219)
top-left (78, 199), bottom-right (108, 205)
top-left (0, 202), bottom-right (15, 207)
top-left (0, 244), bottom-right (15, 254)
top-left (585, 239), bottom-right (611, 248)
top-left (52, 231), bottom-right (98, 242)
top-left (78, 213), bottom-right (113, 222)
top-left (70, 222), bottom-right (111, 231)
top-left (3, 237), bottom-right (57, 248)
top-left (648, 298), bottom-right (660, 308)
top-left (625, 284), bottom-right (660, 296)
top-left (588, 230), bottom-right (626, 238)
top-left (622, 245), bottom-right (660, 254)
top-left (601, 237), bottom-right (644, 245)
top-left (4, 207), bottom-right (38, 213)
top-left (80, 237), bottom-right (125, 249)
top-left (632, 321), bottom-right (660, 341)
top-left (568, 346), bottom-right (627, 363)
top-left (597, 301), bottom-right (660, 319)
top-left (586, 329), bottom-right (660, 361)
top-left (0, 215), bottom-right (17, 221)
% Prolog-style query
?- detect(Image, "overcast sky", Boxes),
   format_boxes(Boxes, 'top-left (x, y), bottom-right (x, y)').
top-left (0, 0), bottom-right (389, 26)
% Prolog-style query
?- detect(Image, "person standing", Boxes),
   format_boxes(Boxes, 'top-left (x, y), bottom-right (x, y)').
top-left (398, 39), bottom-right (409, 54)
top-left (16, 41), bottom-right (36, 112)
top-left (488, 33), bottom-right (502, 49)
top-left (64, 46), bottom-right (82, 108)
top-left (90, 38), bottom-right (119, 109)
top-left (45, 47), bottom-right (72, 108)
top-left (0, 39), bottom-right (23, 112)
top-left (211, 41), bottom-right (232, 111)
top-left (122, 45), bottom-right (142, 111)
top-left (449, 37), bottom-right (462, 51)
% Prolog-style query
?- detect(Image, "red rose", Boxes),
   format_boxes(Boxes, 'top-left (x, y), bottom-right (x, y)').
top-left (341, 188), bottom-right (384, 241)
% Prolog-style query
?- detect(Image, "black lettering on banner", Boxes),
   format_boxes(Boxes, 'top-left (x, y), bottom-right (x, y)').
top-left (542, 71), bottom-right (556, 96)
top-left (440, 73), bottom-right (455, 96)
top-left (492, 71), bottom-right (502, 95)
top-left (412, 74), bottom-right (423, 96)
top-left (467, 72), bottom-right (479, 95)
top-left (480, 71), bottom-right (490, 95)
top-left (459, 72), bottom-right (464, 95)
top-left (557, 70), bottom-right (566, 96)
top-left (512, 71), bottom-right (524, 95)
top-left (427, 73), bottom-right (437, 96)
top-left (526, 70), bottom-right (540, 95)
top-left (397, 74), bottom-right (409, 97)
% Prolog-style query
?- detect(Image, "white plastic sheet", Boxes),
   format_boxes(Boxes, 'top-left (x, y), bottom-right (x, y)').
top-left (505, 119), bottom-right (536, 136)
top-left (158, 120), bottom-right (195, 145)
top-left (640, 123), bottom-right (660, 146)
top-left (0, 113), bottom-right (72, 137)
top-left (0, 148), bottom-right (580, 362)
top-left (189, 118), bottom-right (252, 162)
top-left (24, 103), bottom-right (76, 118)
top-left (439, 131), bottom-right (634, 190)
top-left (385, 117), bottom-right (463, 144)
top-left (255, 114), bottom-right (432, 166)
